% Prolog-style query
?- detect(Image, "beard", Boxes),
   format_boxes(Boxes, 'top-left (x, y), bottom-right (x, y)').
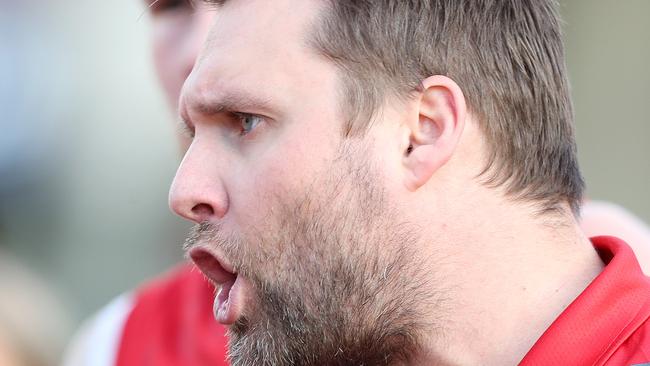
top-left (185, 140), bottom-right (441, 366)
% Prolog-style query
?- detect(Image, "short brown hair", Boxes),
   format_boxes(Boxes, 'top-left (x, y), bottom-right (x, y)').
top-left (308, 0), bottom-right (584, 215)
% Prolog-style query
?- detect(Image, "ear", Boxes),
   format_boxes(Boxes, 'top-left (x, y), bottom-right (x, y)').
top-left (403, 75), bottom-right (466, 191)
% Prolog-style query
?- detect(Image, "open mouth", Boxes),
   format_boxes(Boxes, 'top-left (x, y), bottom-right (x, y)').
top-left (189, 247), bottom-right (244, 325)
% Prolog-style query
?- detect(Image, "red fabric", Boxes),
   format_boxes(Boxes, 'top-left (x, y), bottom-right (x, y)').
top-left (115, 265), bottom-right (229, 366)
top-left (520, 236), bottom-right (650, 366)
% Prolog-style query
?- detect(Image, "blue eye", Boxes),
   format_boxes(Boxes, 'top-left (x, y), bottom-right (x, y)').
top-left (237, 114), bottom-right (262, 135)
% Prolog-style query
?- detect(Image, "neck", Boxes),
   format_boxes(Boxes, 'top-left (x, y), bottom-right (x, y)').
top-left (412, 192), bottom-right (604, 365)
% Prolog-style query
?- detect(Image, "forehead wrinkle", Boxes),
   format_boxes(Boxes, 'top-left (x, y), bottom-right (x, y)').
top-left (187, 0), bottom-right (337, 122)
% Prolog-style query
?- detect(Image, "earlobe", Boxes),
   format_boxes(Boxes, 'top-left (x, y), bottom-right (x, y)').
top-left (403, 75), bottom-right (466, 191)
top-left (404, 144), bottom-right (439, 191)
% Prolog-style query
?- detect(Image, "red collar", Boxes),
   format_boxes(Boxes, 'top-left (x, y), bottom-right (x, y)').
top-left (520, 236), bottom-right (650, 365)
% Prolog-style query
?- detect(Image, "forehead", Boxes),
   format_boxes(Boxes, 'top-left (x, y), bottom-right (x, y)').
top-left (204, 0), bottom-right (319, 47)
top-left (183, 0), bottom-right (332, 112)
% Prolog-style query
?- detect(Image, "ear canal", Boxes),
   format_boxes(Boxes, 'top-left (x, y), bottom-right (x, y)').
top-left (406, 143), bottom-right (414, 156)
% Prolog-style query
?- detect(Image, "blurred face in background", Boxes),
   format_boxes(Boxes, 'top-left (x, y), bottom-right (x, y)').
top-left (144, 0), bottom-right (215, 149)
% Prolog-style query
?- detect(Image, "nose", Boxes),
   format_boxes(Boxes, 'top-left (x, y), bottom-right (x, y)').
top-left (169, 144), bottom-right (229, 223)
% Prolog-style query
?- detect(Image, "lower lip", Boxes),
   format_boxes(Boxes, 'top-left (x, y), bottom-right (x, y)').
top-left (214, 274), bottom-right (243, 325)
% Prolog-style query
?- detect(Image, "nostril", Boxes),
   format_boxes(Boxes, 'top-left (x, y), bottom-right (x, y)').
top-left (192, 203), bottom-right (215, 221)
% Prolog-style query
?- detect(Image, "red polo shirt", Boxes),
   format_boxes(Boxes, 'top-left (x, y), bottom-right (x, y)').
top-left (116, 266), bottom-right (229, 366)
top-left (521, 236), bottom-right (650, 366)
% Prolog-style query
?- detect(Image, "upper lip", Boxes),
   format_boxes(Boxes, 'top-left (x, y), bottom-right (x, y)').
top-left (188, 246), bottom-right (237, 285)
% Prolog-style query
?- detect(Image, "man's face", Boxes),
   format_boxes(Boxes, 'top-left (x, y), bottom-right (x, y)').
top-left (171, 1), bottom-right (436, 364)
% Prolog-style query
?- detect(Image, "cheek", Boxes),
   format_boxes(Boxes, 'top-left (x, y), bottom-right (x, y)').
top-left (229, 140), bottom-right (325, 227)
top-left (235, 155), bottom-right (303, 212)
top-left (152, 48), bottom-right (180, 107)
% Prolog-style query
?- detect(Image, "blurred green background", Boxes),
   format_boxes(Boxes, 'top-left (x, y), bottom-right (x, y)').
top-left (0, 0), bottom-right (648, 362)
top-left (564, 1), bottom-right (649, 215)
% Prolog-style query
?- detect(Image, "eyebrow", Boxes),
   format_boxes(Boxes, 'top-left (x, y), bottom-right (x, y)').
top-left (180, 89), bottom-right (275, 128)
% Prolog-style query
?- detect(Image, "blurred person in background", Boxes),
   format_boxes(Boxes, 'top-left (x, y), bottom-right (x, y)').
top-left (63, 2), bottom-right (229, 366)
top-left (583, 201), bottom-right (650, 272)
top-left (0, 250), bottom-right (70, 366)
top-left (64, 0), bottom-right (650, 365)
